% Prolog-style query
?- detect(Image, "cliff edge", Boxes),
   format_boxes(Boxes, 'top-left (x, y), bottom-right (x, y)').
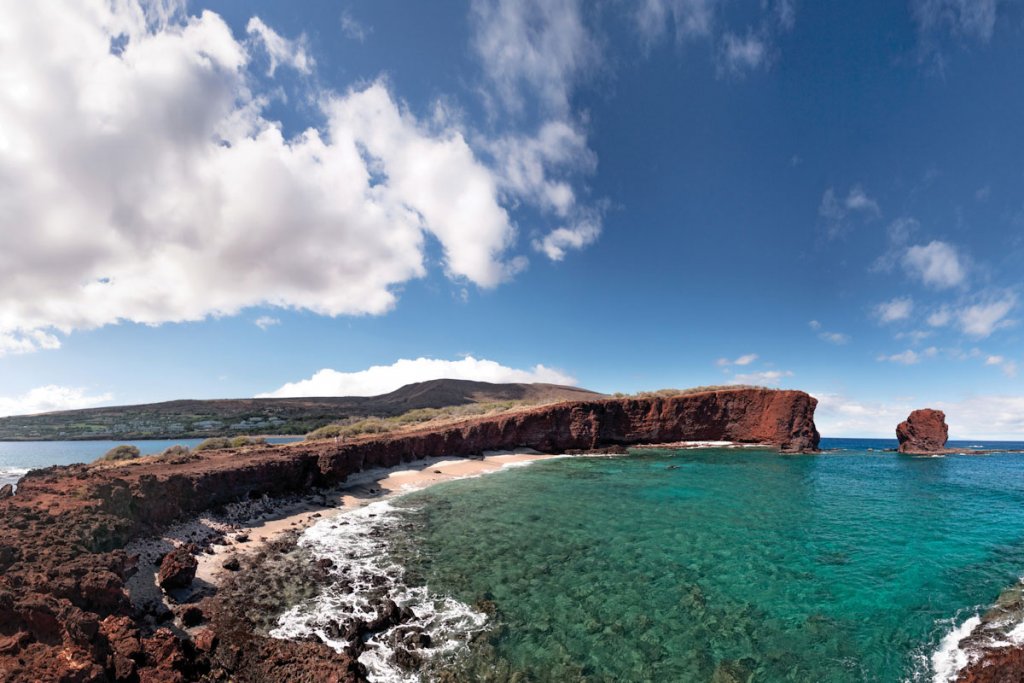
top-left (0, 388), bottom-right (818, 682)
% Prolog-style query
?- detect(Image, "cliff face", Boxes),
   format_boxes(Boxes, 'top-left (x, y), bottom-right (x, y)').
top-left (0, 388), bottom-right (817, 682)
top-left (896, 408), bottom-right (949, 454)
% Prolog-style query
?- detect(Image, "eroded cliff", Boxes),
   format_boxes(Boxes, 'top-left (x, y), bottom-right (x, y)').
top-left (0, 388), bottom-right (818, 682)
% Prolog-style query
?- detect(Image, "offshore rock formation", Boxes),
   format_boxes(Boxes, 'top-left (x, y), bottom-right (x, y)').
top-left (0, 388), bottom-right (817, 681)
top-left (896, 408), bottom-right (949, 454)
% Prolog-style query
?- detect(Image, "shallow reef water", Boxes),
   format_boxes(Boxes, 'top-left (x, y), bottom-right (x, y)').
top-left (278, 440), bottom-right (1024, 682)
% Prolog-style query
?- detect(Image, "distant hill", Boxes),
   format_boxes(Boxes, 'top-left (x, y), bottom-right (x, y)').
top-left (0, 379), bottom-right (604, 441)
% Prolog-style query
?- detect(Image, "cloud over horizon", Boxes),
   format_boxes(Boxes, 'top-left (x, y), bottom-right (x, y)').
top-left (258, 356), bottom-right (577, 398)
top-left (0, 385), bottom-right (113, 418)
top-left (0, 1), bottom-right (602, 357)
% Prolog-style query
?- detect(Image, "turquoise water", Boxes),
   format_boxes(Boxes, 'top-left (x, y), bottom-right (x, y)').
top-left (381, 442), bottom-right (1024, 681)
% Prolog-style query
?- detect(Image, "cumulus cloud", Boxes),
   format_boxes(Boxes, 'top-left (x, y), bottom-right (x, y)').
top-left (254, 316), bottom-right (280, 330)
top-left (819, 331), bottom-right (851, 345)
top-left (470, 1), bottom-right (604, 260)
top-left (877, 349), bottom-right (923, 365)
top-left (815, 390), bottom-right (1024, 439)
top-left (0, 1), bottom-right (604, 354)
top-left (470, 0), bottom-right (597, 116)
top-left (716, 354), bottom-right (759, 367)
top-left (258, 356), bottom-right (576, 398)
top-left (927, 307), bottom-right (953, 327)
top-left (809, 320), bottom-right (850, 344)
top-left (340, 11), bottom-right (370, 42)
top-left (728, 370), bottom-right (793, 386)
top-left (875, 297), bottom-right (914, 323)
top-left (719, 32), bottom-right (768, 75)
top-left (0, 385), bottom-right (113, 418)
top-left (812, 392), bottom-right (916, 438)
top-left (820, 185), bottom-right (880, 238)
top-left (958, 295), bottom-right (1016, 338)
top-left (246, 16), bottom-right (313, 76)
top-left (903, 240), bottom-right (967, 289)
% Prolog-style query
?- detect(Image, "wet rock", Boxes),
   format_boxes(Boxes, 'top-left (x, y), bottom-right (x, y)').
top-left (158, 546), bottom-right (198, 591)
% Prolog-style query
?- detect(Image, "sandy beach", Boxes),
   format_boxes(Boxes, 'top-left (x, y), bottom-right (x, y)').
top-left (124, 449), bottom-right (563, 612)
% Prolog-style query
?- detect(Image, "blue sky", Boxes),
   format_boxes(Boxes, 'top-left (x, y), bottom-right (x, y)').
top-left (1, 0), bottom-right (1022, 437)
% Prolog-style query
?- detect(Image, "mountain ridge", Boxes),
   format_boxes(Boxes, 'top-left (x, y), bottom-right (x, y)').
top-left (0, 379), bottom-right (604, 441)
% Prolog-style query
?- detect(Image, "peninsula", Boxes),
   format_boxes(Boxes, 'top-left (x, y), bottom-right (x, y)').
top-left (0, 388), bottom-right (817, 682)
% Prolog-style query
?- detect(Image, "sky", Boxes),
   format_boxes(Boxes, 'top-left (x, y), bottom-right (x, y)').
top-left (1, 0), bottom-right (1023, 438)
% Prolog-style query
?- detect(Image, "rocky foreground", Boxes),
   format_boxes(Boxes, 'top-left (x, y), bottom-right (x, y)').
top-left (0, 389), bottom-right (817, 681)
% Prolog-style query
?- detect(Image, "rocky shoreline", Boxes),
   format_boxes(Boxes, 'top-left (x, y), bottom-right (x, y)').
top-left (0, 388), bottom-right (819, 681)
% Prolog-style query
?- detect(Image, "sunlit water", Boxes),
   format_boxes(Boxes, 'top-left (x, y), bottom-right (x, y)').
top-left (276, 439), bottom-right (1024, 682)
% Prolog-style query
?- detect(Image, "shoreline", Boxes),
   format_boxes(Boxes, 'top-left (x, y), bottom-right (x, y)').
top-left (125, 449), bottom-right (565, 617)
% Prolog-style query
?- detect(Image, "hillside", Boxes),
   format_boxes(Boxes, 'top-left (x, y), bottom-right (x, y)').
top-left (0, 379), bottom-right (603, 441)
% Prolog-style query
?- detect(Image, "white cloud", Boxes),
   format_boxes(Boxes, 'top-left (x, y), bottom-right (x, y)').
top-left (729, 369), bottom-right (793, 386)
top-left (820, 185), bottom-right (880, 238)
top-left (958, 295), bottom-right (1016, 338)
top-left (246, 16), bottom-right (313, 76)
top-left (470, 0), bottom-right (597, 116)
top-left (809, 320), bottom-right (850, 344)
top-left (254, 315), bottom-right (280, 330)
top-left (877, 349), bottom-right (921, 365)
top-left (819, 331), bottom-right (851, 345)
top-left (0, 385), bottom-right (113, 418)
top-left (912, 0), bottom-right (999, 43)
top-left (875, 297), bottom-right (914, 323)
top-left (0, 2), bottom-right (605, 353)
top-left (533, 217), bottom-right (602, 261)
top-left (258, 356), bottom-right (576, 397)
top-left (720, 32), bottom-right (768, 75)
top-left (927, 307), bottom-right (953, 327)
top-left (470, 2), bottom-right (604, 260)
top-left (0, 330), bottom-right (62, 357)
top-left (814, 390), bottom-right (1024, 439)
top-left (986, 355), bottom-right (1005, 366)
top-left (812, 392), bottom-right (916, 438)
top-left (340, 11), bottom-right (370, 42)
top-left (716, 353), bottom-right (759, 367)
top-left (903, 240), bottom-right (967, 289)
top-left (634, 0), bottom-right (717, 43)
top-left (845, 185), bottom-right (880, 214)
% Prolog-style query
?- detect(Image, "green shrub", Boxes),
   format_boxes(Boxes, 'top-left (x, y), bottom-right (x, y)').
top-left (230, 435), bottom-right (266, 448)
top-left (98, 444), bottom-right (140, 462)
top-left (195, 437), bottom-right (233, 451)
top-left (160, 444), bottom-right (192, 458)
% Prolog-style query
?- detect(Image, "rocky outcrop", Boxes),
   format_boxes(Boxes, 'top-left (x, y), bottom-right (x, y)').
top-left (896, 408), bottom-right (949, 454)
top-left (0, 388), bottom-right (817, 681)
top-left (158, 546), bottom-right (197, 591)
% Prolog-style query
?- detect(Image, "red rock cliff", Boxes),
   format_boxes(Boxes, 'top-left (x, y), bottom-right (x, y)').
top-left (0, 388), bottom-right (817, 681)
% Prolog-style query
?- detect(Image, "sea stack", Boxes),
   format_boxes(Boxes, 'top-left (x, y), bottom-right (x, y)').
top-left (896, 408), bottom-right (949, 454)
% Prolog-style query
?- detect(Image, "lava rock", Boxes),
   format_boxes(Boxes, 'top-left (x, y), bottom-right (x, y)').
top-left (896, 408), bottom-right (949, 454)
top-left (158, 546), bottom-right (198, 590)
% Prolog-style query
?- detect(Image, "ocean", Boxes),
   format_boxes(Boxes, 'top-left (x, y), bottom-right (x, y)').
top-left (0, 437), bottom-right (302, 489)
top-left (271, 438), bottom-right (1024, 682)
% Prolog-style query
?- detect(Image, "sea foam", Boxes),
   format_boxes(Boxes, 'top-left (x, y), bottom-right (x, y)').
top-left (270, 500), bottom-right (487, 682)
